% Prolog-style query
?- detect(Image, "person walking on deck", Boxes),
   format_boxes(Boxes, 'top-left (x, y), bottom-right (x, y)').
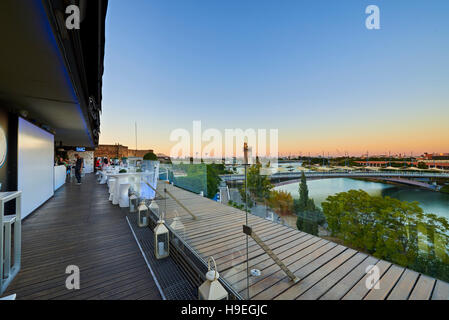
top-left (74, 154), bottom-right (84, 185)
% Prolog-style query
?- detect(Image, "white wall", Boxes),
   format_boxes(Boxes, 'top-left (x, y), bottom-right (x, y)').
top-left (54, 165), bottom-right (66, 191)
top-left (18, 118), bottom-right (54, 219)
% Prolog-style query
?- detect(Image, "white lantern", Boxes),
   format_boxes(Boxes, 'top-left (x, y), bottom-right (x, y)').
top-left (154, 217), bottom-right (169, 259)
top-left (170, 215), bottom-right (185, 248)
top-left (137, 201), bottom-right (149, 227)
top-left (149, 200), bottom-right (159, 217)
top-left (198, 257), bottom-right (229, 300)
top-left (129, 194), bottom-right (138, 213)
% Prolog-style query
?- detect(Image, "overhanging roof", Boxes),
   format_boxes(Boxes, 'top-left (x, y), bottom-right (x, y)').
top-left (0, 0), bottom-right (108, 147)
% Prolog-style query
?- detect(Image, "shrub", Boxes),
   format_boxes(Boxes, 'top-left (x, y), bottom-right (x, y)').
top-left (143, 152), bottom-right (158, 161)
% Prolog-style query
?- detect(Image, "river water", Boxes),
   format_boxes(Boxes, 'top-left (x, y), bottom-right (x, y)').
top-left (275, 178), bottom-right (449, 220)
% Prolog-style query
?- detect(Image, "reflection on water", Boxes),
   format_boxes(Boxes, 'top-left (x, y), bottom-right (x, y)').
top-left (275, 178), bottom-right (449, 220)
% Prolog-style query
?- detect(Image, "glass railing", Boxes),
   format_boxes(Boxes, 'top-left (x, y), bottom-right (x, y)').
top-left (160, 163), bottom-right (208, 196)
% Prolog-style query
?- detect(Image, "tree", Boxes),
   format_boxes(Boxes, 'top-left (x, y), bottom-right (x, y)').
top-left (294, 172), bottom-right (325, 235)
top-left (321, 190), bottom-right (449, 281)
top-left (296, 211), bottom-right (320, 235)
top-left (297, 172), bottom-right (309, 212)
top-left (206, 164), bottom-right (222, 199)
top-left (267, 190), bottom-right (294, 225)
top-left (143, 152), bottom-right (158, 161)
top-left (418, 162), bottom-right (428, 169)
top-left (247, 162), bottom-right (273, 201)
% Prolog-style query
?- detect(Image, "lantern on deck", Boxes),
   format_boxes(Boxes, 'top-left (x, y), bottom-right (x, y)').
top-left (149, 200), bottom-right (159, 218)
top-left (169, 214), bottom-right (185, 248)
top-left (129, 194), bottom-right (138, 213)
top-left (199, 257), bottom-right (228, 300)
top-left (137, 201), bottom-right (149, 227)
top-left (154, 216), bottom-right (169, 259)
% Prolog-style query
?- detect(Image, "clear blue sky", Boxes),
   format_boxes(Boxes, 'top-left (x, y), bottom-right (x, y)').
top-left (101, 0), bottom-right (449, 156)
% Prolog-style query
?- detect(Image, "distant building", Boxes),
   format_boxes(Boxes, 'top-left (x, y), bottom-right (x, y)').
top-left (422, 152), bottom-right (449, 160)
top-left (94, 144), bottom-right (154, 159)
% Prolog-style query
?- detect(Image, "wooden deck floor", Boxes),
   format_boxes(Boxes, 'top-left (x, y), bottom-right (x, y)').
top-left (155, 183), bottom-right (449, 300)
top-left (3, 174), bottom-right (162, 300)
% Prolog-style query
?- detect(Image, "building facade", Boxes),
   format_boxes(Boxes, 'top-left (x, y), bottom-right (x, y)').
top-left (94, 144), bottom-right (154, 159)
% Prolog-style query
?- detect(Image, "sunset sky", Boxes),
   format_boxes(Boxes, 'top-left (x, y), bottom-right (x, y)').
top-left (100, 0), bottom-right (449, 157)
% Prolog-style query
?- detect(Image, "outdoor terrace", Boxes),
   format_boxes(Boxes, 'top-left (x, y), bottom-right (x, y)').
top-left (2, 174), bottom-right (161, 300)
top-left (3, 174), bottom-right (449, 300)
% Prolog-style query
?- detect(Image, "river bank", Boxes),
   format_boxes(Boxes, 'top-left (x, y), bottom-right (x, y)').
top-left (275, 178), bottom-right (449, 220)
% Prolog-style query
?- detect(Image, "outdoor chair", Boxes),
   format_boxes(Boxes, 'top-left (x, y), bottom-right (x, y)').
top-left (118, 183), bottom-right (131, 208)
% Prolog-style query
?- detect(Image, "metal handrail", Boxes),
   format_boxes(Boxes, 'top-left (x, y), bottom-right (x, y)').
top-left (145, 182), bottom-right (197, 220)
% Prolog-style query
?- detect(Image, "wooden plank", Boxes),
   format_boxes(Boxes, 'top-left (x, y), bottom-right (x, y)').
top-left (387, 269), bottom-right (419, 300)
top-left (214, 230), bottom-right (301, 270)
top-left (191, 221), bottom-right (279, 249)
top-left (198, 226), bottom-right (295, 258)
top-left (218, 232), bottom-right (310, 273)
top-left (408, 275), bottom-right (435, 300)
top-left (364, 264), bottom-right (404, 300)
top-left (319, 256), bottom-right (379, 300)
top-left (431, 280), bottom-right (449, 300)
top-left (341, 260), bottom-right (391, 300)
top-left (297, 253), bottom-right (368, 300)
top-left (275, 248), bottom-right (357, 300)
top-left (251, 243), bottom-right (344, 300)
top-left (224, 234), bottom-right (315, 284)
top-left (235, 239), bottom-right (330, 295)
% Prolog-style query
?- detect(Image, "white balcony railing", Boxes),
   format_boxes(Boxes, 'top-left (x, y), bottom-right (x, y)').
top-left (1, 191), bottom-right (21, 296)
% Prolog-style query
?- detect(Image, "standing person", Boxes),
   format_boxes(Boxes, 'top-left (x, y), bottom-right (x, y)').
top-left (74, 154), bottom-right (84, 185)
top-left (102, 157), bottom-right (109, 170)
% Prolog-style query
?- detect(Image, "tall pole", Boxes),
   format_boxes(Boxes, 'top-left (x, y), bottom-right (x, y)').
top-left (243, 143), bottom-right (249, 300)
top-left (389, 151), bottom-right (391, 167)
top-left (135, 122), bottom-right (137, 156)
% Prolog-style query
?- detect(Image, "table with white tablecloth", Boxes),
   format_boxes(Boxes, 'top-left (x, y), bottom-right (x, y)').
top-left (105, 170), bottom-right (159, 206)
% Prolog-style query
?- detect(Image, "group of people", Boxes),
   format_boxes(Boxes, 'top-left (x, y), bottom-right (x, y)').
top-left (95, 157), bottom-right (129, 171)
top-left (56, 154), bottom-right (84, 185)
top-left (95, 157), bottom-right (111, 171)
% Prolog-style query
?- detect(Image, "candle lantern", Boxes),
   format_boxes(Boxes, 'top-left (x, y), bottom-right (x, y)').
top-left (129, 194), bottom-right (138, 213)
top-left (198, 257), bottom-right (229, 300)
top-left (154, 216), bottom-right (169, 259)
top-left (149, 200), bottom-right (159, 217)
top-left (137, 201), bottom-right (149, 227)
top-left (169, 214), bottom-right (185, 248)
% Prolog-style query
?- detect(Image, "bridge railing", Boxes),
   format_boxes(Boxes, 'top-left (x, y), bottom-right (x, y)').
top-left (221, 170), bottom-right (449, 181)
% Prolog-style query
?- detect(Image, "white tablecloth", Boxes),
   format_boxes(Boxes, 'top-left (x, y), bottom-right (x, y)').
top-left (105, 171), bottom-right (158, 205)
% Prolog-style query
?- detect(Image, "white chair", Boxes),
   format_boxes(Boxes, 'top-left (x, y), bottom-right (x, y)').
top-left (99, 172), bottom-right (107, 184)
top-left (108, 178), bottom-right (116, 201)
top-left (118, 183), bottom-right (131, 208)
top-left (113, 177), bottom-right (128, 205)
